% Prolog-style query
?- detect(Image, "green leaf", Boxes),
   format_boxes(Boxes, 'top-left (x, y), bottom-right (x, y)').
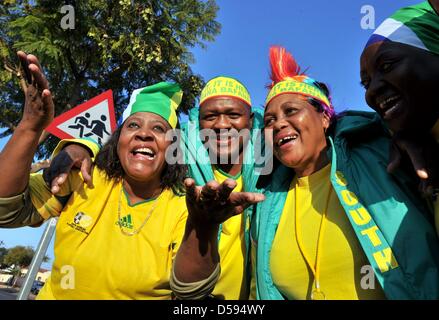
top-left (0, 0), bottom-right (221, 157)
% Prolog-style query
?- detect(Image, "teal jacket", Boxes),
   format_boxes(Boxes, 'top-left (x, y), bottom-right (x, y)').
top-left (180, 106), bottom-right (265, 189)
top-left (251, 111), bottom-right (439, 300)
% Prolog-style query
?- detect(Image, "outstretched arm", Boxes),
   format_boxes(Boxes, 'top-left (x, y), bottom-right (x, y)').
top-left (171, 178), bottom-right (265, 299)
top-left (0, 52), bottom-right (54, 198)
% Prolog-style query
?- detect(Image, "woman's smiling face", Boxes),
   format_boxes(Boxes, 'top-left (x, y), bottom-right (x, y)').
top-left (360, 41), bottom-right (439, 132)
top-left (117, 112), bottom-right (172, 183)
top-left (264, 94), bottom-right (329, 175)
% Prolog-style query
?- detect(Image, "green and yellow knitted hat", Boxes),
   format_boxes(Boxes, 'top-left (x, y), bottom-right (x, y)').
top-left (122, 82), bottom-right (182, 128)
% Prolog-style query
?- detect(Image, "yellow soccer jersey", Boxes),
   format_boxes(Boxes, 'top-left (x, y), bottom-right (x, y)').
top-left (50, 139), bottom-right (247, 299)
top-left (269, 164), bottom-right (386, 300)
top-left (29, 168), bottom-right (187, 300)
top-left (211, 167), bottom-right (247, 300)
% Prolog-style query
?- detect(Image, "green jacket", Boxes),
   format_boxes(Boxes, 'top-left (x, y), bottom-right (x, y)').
top-left (251, 111), bottom-right (439, 300)
top-left (180, 106), bottom-right (265, 189)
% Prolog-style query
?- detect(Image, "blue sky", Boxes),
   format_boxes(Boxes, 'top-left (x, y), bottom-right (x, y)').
top-left (0, 0), bottom-right (420, 270)
top-left (190, 0), bottom-right (418, 111)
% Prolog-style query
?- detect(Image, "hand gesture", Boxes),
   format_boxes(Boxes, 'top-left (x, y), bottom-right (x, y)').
top-left (17, 51), bottom-right (54, 132)
top-left (184, 178), bottom-right (265, 226)
top-left (43, 144), bottom-right (94, 194)
top-left (388, 131), bottom-right (439, 197)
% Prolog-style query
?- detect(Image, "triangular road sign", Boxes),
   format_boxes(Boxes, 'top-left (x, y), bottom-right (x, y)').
top-left (46, 90), bottom-right (116, 145)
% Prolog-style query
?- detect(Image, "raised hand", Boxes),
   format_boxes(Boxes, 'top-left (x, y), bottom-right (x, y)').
top-left (17, 51), bottom-right (54, 132)
top-left (184, 178), bottom-right (265, 226)
top-left (43, 144), bottom-right (94, 194)
top-left (0, 52), bottom-right (54, 197)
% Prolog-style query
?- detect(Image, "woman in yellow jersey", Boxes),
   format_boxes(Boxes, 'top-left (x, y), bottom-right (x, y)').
top-left (360, 0), bottom-right (439, 234)
top-left (251, 46), bottom-right (439, 300)
top-left (43, 76), bottom-right (260, 300)
top-left (0, 52), bottom-right (188, 299)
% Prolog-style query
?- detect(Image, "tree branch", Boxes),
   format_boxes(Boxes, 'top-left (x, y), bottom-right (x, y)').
top-left (65, 47), bottom-right (80, 79)
top-left (3, 62), bottom-right (16, 74)
top-left (2, 119), bottom-right (16, 132)
top-left (4, 58), bottom-right (28, 93)
top-left (80, 55), bottom-right (92, 76)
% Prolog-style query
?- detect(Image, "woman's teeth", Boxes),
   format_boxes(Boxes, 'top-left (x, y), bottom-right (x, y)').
top-left (379, 95), bottom-right (401, 111)
top-left (133, 147), bottom-right (155, 159)
top-left (277, 135), bottom-right (298, 146)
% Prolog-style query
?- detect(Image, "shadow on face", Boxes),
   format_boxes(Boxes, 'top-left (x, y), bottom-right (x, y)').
top-left (360, 41), bottom-right (439, 132)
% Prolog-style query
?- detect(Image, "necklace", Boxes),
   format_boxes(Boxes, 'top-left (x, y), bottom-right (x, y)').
top-left (295, 179), bottom-right (332, 300)
top-left (117, 183), bottom-right (160, 236)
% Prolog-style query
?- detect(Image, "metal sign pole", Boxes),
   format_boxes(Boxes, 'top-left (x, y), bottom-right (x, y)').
top-left (17, 217), bottom-right (57, 300)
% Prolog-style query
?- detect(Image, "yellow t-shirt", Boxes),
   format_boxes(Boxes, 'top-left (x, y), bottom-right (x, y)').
top-left (29, 168), bottom-right (187, 300)
top-left (432, 119), bottom-right (439, 237)
top-left (269, 164), bottom-right (386, 300)
top-left (211, 167), bottom-right (247, 300)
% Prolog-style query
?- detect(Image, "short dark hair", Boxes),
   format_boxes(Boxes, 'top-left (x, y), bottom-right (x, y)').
top-left (95, 124), bottom-right (187, 195)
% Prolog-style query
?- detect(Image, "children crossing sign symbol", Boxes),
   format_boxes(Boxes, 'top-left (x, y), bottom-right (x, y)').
top-left (46, 90), bottom-right (116, 145)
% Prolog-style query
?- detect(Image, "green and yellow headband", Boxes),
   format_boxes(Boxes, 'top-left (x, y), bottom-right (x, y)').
top-left (199, 76), bottom-right (251, 107)
top-left (265, 77), bottom-right (331, 109)
top-left (122, 82), bottom-right (182, 128)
